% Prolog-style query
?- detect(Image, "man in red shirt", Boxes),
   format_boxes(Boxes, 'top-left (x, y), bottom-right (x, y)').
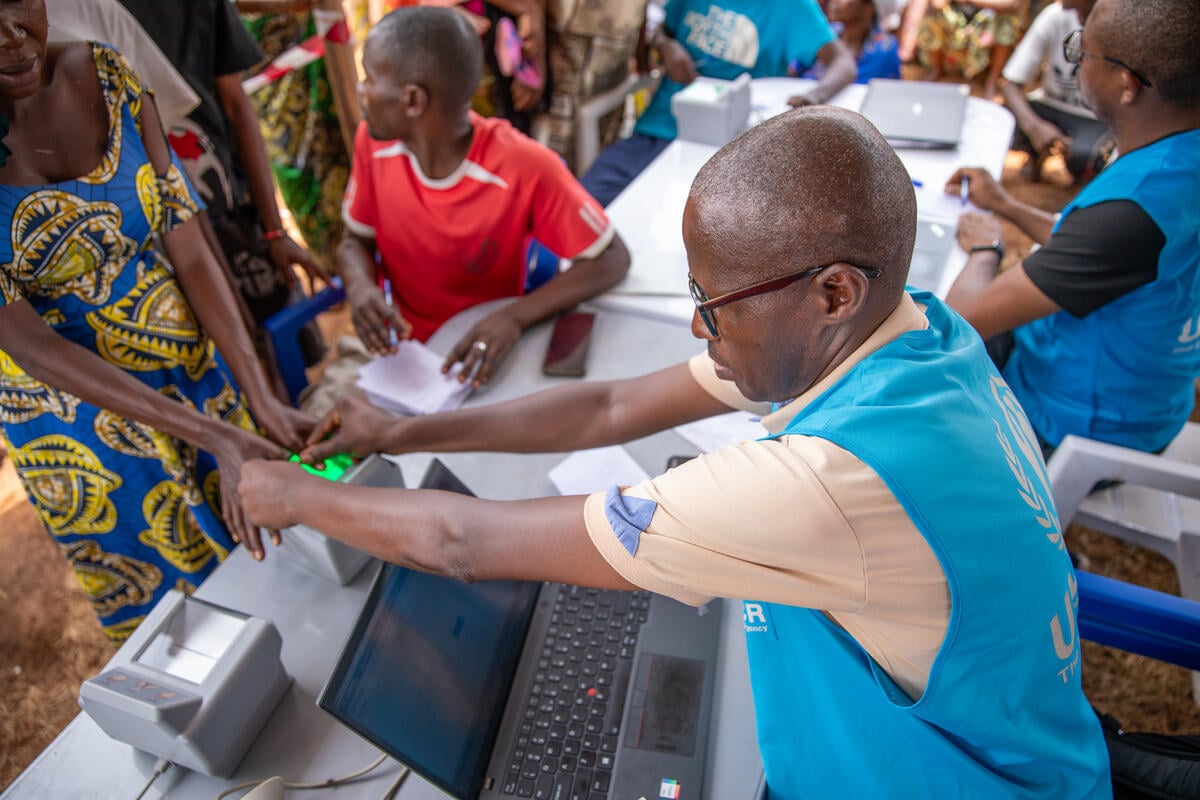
top-left (340, 6), bottom-right (630, 386)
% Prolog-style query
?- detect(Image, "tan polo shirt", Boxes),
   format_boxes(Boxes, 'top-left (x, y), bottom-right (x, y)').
top-left (583, 294), bottom-right (951, 701)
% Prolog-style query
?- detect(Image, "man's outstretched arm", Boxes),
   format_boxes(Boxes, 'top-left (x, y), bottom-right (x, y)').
top-left (301, 361), bottom-right (731, 463)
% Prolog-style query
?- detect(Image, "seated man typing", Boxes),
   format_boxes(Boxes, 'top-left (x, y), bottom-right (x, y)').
top-left (947, 0), bottom-right (1200, 455)
top-left (242, 105), bottom-right (1109, 797)
top-left (341, 6), bottom-right (630, 386)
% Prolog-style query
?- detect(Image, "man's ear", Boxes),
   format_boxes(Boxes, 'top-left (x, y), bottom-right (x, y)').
top-left (1119, 70), bottom-right (1144, 105)
top-left (816, 264), bottom-right (871, 321)
top-left (403, 84), bottom-right (430, 117)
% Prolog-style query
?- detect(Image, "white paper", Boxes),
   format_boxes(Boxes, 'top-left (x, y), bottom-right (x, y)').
top-left (548, 446), bottom-right (651, 496)
top-left (674, 411), bottom-right (765, 453)
top-left (356, 341), bottom-right (473, 416)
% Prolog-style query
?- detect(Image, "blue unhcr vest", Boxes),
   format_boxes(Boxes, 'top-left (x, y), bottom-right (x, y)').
top-left (746, 292), bottom-right (1110, 798)
top-left (1006, 129), bottom-right (1200, 452)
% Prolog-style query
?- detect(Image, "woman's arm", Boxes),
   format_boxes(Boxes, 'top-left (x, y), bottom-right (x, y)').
top-left (0, 299), bottom-right (284, 550)
top-left (138, 90), bottom-right (316, 451)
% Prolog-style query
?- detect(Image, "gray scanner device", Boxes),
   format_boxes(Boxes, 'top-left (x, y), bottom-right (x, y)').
top-left (78, 591), bottom-right (290, 777)
top-left (274, 454), bottom-right (403, 584)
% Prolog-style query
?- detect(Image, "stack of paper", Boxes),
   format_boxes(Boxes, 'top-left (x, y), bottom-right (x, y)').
top-left (356, 341), bottom-right (473, 416)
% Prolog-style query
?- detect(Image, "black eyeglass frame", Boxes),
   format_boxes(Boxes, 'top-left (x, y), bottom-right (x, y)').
top-left (688, 263), bottom-right (882, 337)
top-left (1062, 29), bottom-right (1153, 88)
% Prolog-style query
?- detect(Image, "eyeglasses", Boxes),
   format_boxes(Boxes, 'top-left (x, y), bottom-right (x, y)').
top-left (1062, 29), bottom-right (1153, 88)
top-left (688, 263), bottom-right (882, 337)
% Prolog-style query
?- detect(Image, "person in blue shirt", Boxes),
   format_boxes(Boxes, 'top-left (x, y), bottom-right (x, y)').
top-left (800, 0), bottom-right (902, 83)
top-left (240, 102), bottom-right (1110, 798)
top-left (947, 0), bottom-right (1200, 456)
top-left (580, 0), bottom-right (858, 207)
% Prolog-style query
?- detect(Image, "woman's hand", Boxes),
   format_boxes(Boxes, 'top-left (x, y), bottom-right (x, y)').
top-left (252, 396), bottom-right (318, 453)
top-left (209, 425), bottom-right (290, 560)
top-left (301, 394), bottom-right (405, 464)
top-left (441, 307), bottom-right (522, 388)
top-left (267, 231), bottom-right (331, 287)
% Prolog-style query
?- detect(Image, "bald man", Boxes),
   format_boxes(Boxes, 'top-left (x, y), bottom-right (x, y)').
top-left (339, 6), bottom-right (630, 387)
top-left (241, 107), bottom-right (1110, 797)
top-left (948, 0), bottom-right (1200, 457)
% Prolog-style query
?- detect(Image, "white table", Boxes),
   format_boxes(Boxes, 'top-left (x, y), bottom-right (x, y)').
top-left (2, 304), bottom-right (762, 800)
top-left (598, 78), bottom-right (1016, 323)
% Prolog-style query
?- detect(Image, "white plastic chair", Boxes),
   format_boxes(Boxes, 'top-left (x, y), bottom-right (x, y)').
top-left (573, 71), bottom-right (662, 177)
top-left (1047, 422), bottom-right (1200, 700)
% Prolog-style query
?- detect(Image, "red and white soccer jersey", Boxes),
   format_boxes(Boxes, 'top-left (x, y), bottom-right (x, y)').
top-left (342, 113), bottom-right (614, 342)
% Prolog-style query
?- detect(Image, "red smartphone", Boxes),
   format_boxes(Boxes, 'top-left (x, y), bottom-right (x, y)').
top-left (542, 311), bottom-right (595, 377)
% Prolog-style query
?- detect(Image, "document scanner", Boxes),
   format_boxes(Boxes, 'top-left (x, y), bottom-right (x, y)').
top-left (670, 72), bottom-right (752, 148)
top-left (78, 591), bottom-right (290, 777)
top-left (274, 453), bottom-right (403, 585)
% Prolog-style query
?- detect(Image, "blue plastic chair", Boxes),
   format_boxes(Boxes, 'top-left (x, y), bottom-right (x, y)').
top-left (1049, 434), bottom-right (1200, 675)
top-left (262, 277), bottom-right (346, 406)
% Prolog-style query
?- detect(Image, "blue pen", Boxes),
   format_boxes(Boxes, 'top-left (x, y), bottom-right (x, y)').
top-left (911, 179), bottom-right (924, 188)
top-left (381, 278), bottom-right (399, 347)
top-left (959, 176), bottom-right (969, 208)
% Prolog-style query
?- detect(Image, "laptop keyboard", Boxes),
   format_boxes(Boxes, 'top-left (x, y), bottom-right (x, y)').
top-left (501, 586), bottom-right (652, 800)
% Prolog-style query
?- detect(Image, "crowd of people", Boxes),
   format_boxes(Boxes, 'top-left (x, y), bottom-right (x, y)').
top-left (1, 0), bottom-right (1198, 795)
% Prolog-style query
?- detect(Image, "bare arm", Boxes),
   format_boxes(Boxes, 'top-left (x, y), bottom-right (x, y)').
top-left (1001, 81), bottom-right (1070, 157)
top-left (947, 166), bottom-right (1057, 246)
top-left (788, 39), bottom-right (858, 107)
top-left (215, 72), bottom-right (327, 283)
top-left (302, 361), bottom-right (730, 463)
top-left (442, 235), bottom-right (632, 386)
top-left (138, 91), bottom-right (316, 451)
top-left (946, 258), bottom-right (1061, 340)
top-left (241, 464), bottom-right (636, 587)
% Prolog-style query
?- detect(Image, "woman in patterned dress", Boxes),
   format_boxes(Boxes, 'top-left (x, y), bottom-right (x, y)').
top-left (0, 0), bottom-right (314, 642)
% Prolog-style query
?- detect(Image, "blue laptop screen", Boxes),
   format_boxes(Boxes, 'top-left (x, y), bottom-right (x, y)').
top-left (319, 460), bottom-right (540, 799)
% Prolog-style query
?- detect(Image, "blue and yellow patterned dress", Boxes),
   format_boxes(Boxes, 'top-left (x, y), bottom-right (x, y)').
top-left (0, 44), bottom-right (258, 643)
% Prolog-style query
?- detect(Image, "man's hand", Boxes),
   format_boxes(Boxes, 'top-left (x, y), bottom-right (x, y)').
top-left (239, 458), bottom-right (307, 534)
top-left (658, 39), bottom-right (699, 85)
top-left (1026, 118), bottom-right (1072, 158)
top-left (348, 283), bottom-right (412, 355)
top-left (252, 396), bottom-right (318, 453)
top-left (786, 93), bottom-right (820, 108)
top-left (210, 427), bottom-right (290, 560)
top-left (301, 394), bottom-right (404, 463)
top-left (441, 307), bottom-right (522, 388)
top-left (266, 232), bottom-right (331, 287)
top-left (945, 166), bottom-right (1009, 212)
top-left (955, 211), bottom-right (1005, 254)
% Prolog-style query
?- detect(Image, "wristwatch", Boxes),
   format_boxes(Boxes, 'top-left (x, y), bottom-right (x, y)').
top-left (969, 240), bottom-right (1005, 262)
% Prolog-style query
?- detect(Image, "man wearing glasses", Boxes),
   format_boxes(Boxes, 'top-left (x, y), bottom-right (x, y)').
top-left (947, 0), bottom-right (1200, 458)
top-left (240, 105), bottom-right (1110, 797)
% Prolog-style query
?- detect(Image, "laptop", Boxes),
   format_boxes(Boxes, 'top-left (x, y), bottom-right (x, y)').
top-left (319, 458), bottom-right (724, 800)
top-left (858, 79), bottom-right (969, 148)
top-left (907, 217), bottom-right (960, 293)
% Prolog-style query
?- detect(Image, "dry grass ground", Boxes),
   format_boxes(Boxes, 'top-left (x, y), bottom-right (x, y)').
top-left (2, 150), bottom-right (1199, 793)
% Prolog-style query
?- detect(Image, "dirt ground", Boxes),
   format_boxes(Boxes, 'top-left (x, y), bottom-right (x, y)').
top-left (3, 154), bottom-right (1200, 793)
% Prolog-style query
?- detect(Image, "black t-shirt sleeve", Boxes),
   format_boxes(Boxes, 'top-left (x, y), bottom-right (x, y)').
top-left (212, 0), bottom-right (262, 77)
top-left (1023, 199), bottom-right (1165, 318)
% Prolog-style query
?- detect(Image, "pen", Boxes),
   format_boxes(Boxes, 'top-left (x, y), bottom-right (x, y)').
top-left (911, 179), bottom-right (923, 188)
top-left (382, 277), bottom-right (399, 347)
top-left (959, 176), bottom-right (969, 208)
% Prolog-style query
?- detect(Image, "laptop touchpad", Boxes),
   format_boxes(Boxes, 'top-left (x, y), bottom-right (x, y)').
top-left (624, 653), bottom-right (705, 756)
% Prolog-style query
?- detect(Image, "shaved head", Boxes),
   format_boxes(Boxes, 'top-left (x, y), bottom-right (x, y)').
top-left (369, 6), bottom-right (483, 111)
top-left (688, 106), bottom-right (917, 312)
top-left (1092, 0), bottom-right (1200, 107)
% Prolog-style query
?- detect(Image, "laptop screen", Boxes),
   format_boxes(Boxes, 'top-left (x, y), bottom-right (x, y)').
top-left (319, 460), bottom-right (540, 799)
